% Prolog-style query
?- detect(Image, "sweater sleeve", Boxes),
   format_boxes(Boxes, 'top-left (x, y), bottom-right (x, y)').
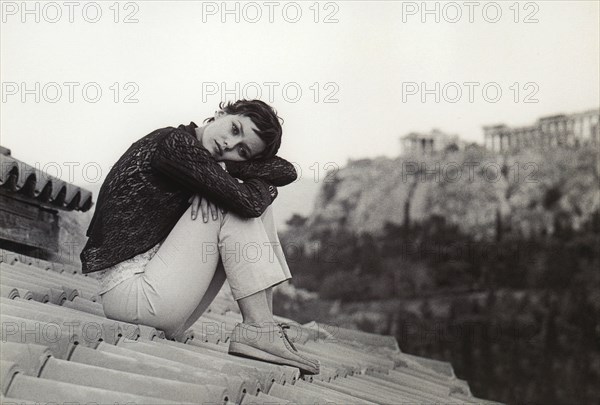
top-left (223, 156), bottom-right (298, 187)
top-left (150, 128), bottom-right (277, 218)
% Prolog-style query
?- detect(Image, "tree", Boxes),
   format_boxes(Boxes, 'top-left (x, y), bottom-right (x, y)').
top-left (286, 213), bottom-right (308, 228)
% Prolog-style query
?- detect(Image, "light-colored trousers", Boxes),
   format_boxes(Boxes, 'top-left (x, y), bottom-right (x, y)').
top-left (100, 204), bottom-right (291, 339)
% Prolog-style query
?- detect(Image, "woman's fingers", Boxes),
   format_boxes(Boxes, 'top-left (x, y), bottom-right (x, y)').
top-left (209, 201), bottom-right (218, 221)
top-left (190, 194), bottom-right (221, 222)
top-left (200, 197), bottom-right (209, 223)
top-left (191, 195), bottom-right (201, 220)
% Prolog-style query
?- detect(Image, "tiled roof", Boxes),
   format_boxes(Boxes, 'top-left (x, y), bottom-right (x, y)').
top-left (0, 148), bottom-right (93, 212)
top-left (0, 247), bottom-right (503, 404)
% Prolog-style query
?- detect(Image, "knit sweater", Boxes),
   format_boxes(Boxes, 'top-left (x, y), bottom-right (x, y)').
top-left (80, 122), bottom-right (297, 274)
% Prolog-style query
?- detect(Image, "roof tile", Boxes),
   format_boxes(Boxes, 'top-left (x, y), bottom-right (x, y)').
top-left (1, 360), bottom-right (22, 395)
top-left (0, 247), bottom-right (504, 404)
top-left (62, 296), bottom-right (105, 317)
top-left (70, 344), bottom-right (250, 403)
top-left (2, 264), bottom-right (76, 301)
top-left (292, 378), bottom-right (379, 404)
top-left (0, 153), bottom-right (92, 212)
top-left (1, 342), bottom-right (52, 376)
top-left (6, 373), bottom-right (194, 404)
top-left (0, 279), bottom-right (50, 303)
top-left (40, 356), bottom-right (230, 404)
top-left (0, 285), bottom-right (20, 300)
top-left (1, 297), bottom-right (139, 344)
top-left (1, 314), bottom-right (77, 359)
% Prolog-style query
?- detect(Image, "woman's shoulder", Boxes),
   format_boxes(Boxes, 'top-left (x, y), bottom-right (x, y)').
top-left (134, 125), bottom-right (180, 146)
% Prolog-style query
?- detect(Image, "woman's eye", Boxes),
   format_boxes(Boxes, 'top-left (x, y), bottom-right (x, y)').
top-left (232, 124), bottom-right (238, 135)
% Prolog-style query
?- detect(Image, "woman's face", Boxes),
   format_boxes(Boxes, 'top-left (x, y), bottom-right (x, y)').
top-left (199, 112), bottom-right (266, 162)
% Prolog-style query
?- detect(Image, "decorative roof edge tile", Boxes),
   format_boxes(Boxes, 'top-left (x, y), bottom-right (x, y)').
top-left (0, 149), bottom-right (93, 212)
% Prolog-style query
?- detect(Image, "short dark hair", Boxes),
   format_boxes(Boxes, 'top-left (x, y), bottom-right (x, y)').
top-left (204, 99), bottom-right (283, 159)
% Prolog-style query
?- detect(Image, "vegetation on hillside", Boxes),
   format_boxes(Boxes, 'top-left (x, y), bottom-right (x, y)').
top-left (279, 144), bottom-right (600, 404)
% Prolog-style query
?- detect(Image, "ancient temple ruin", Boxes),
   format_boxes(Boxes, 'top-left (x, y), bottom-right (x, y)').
top-left (399, 129), bottom-right (465, 156)
top-left (483, 108), bottom-right (599, 152)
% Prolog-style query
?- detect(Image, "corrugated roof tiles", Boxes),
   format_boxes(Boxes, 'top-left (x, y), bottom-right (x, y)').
top-left (0, 248), bottom-right (503, 404)
top-left (0, 149), bottom-right (93, 212)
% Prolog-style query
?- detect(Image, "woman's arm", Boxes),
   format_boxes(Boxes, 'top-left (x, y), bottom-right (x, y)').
top-left (223, 156), bottom-right (298, 187)
top-left (150, 128), bottom-right (277, 218)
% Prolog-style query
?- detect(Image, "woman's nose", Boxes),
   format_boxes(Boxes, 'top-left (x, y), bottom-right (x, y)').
top-left (223, 138), bottom-right (239, 150)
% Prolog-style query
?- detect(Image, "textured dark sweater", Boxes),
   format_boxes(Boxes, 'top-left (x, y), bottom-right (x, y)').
top-left (80, 122), bottom-right (297, 274)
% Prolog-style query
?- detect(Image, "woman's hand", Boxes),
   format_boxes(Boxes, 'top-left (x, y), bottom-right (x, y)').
top-left (188, 195), bottom-right (225, 222)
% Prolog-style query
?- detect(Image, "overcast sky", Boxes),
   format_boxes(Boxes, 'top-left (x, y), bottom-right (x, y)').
top-left (1, 0), bottom-right (598, 191)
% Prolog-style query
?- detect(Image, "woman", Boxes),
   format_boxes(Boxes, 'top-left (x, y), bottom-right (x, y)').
top-left (80, 99), bottom-right (320, 375)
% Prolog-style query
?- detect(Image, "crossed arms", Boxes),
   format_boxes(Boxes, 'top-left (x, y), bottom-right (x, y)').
top-left (150, 127), bottom-right (297, 218)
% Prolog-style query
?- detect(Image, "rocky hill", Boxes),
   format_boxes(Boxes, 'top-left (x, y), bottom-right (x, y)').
top-left (305, 145), bottom-right (599, 240)
top-left (272, 177), bottom-right (321, 231)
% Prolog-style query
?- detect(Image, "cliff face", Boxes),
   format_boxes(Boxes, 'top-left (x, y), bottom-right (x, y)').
top-left (307, 145), bottom-right (599, 239)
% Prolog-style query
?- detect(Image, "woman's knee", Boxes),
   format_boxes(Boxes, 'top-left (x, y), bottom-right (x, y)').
top-left (221, 209), bottom-right (263, 228)
top-left (222, 204), bottom-right (273, 225)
